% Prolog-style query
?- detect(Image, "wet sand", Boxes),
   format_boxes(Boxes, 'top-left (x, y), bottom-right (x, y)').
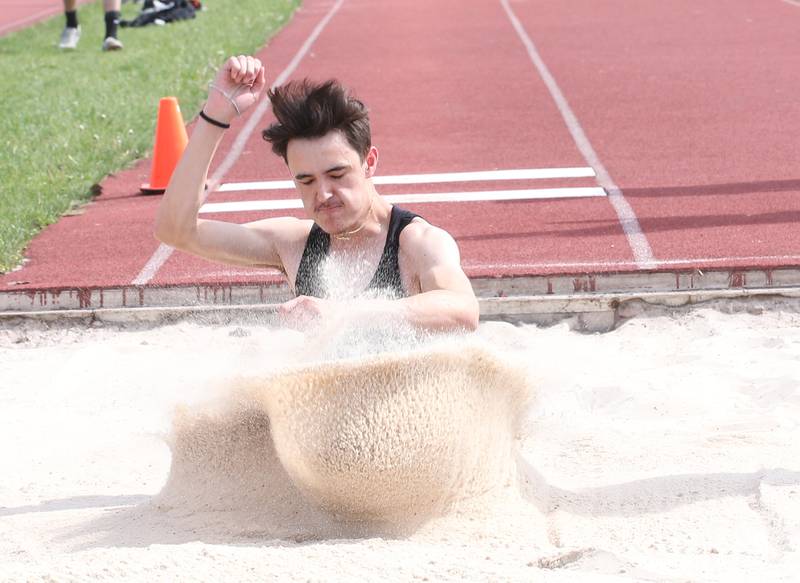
top-left (1, 305), bottom-right (799, 582)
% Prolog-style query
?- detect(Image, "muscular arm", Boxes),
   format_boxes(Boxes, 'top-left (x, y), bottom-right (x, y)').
top-left (394, 222), bottom-right (479, 332)
top-left (153, 119), bottom-right (291, 268)
top-left (154, 55), bottom-right (288, 268)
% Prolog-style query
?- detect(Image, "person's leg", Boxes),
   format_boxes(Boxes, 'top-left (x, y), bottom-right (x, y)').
top-left (59, 0), bottom-right (81, 49)
top-left (102, 0), bottom-right (124, 51)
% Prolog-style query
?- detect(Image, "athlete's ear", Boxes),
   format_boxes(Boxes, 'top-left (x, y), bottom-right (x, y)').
top-left (364, 146), bottom-right (379, 178)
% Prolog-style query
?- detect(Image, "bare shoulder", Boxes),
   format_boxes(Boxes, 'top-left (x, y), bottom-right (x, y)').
top-left (246, 216), bottom-right (313, 270)
top-left (246, 216), bottom-right (312, 245)
top-left (399, 217), bottom-right (461, 266)
top-left (399, 216), bottom-right (473, 297)
top-left (234, 216), bottom-right (309, 283)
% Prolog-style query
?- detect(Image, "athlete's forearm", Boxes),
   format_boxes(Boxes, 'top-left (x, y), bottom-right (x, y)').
top-left (397, 289), bottom-right (479, 332)
top-left (154, 119), bottom-right (225, 247)
top-left (350, 290), bottom-right (478, 333)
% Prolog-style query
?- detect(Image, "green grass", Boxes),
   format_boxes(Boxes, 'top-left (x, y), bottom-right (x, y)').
top-left (0, 0), bottom-right (300, 273)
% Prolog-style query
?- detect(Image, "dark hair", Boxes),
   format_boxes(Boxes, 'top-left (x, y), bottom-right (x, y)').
top-left (262, 79), bottom-right (371, 162)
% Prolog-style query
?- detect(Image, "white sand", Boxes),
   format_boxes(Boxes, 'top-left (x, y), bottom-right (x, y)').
top-left (1, 304), bottom-right (799, 582)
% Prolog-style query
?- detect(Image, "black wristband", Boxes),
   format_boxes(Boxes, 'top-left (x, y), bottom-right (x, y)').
top-left (199, 109), bottom-right (230, 129)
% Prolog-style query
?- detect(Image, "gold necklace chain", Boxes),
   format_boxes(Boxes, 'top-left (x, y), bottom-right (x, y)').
top-left (332, 199), bottom-right (376, 241)
top-left (332, 222), bottom-right (368, 241)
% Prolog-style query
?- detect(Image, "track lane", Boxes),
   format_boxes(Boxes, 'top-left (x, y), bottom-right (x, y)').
top-left (509, 0), bottom-right (800, 268)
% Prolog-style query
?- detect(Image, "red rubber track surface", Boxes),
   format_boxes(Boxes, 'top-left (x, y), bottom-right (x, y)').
top-left (2, 0), bottom-right (799, 294)
top-left (509, 0), bottom-right (800, 270)
top-left (0, 0), bottom-right (93, 36)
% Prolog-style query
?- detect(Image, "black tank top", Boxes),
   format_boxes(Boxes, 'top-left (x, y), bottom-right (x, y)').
top-left (294, 206), bottom-right (420, 299)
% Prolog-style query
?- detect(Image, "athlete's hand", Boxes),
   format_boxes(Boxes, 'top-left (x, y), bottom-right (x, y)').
top-left (205, 55), bottom-right (267, 124)
top-left (278, 295), bottom-right (332, 331)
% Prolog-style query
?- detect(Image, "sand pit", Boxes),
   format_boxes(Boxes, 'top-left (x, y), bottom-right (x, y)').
top-left (1, 303), bottom-right (799, 581)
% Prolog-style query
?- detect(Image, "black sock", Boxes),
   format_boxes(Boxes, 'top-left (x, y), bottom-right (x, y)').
top-left (65, 10), bottom-right (78, 29)
top-left (104, 10), bottom-right (120, 38)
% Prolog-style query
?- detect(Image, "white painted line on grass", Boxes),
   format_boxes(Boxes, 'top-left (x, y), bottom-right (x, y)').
top-left (500, 0), bottom-right (657, 269)
top-left (217, 166), bottom-right (597, 192)
top-left (199, 187), bottom-right (606, 214)
top-left (131, 0), bottom-right (346, 286)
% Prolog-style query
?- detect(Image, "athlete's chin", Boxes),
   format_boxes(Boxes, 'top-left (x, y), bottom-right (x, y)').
top-left (315, 212), bottom-right (352, 234)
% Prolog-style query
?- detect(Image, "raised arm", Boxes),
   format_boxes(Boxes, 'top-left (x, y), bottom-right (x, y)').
top-left (154, 55), bottom-right (289, 268)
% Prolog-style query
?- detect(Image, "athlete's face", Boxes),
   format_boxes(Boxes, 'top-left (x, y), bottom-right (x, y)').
top-left (286, 131), bottom-right (378, 235)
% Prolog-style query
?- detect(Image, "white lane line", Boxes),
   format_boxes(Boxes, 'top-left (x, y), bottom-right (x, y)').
top-left (499, 0), bottom-right (657, 269)
top-left (219, 180), bottom-right (295, 192)
top-left (217, 167), bottom-right (597, 192)
top-left (131, 0), bottom-right (346, 286)
top-left (199, 187), bottom-right (606, 213)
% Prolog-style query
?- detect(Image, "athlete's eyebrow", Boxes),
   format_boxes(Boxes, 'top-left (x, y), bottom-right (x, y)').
top-left (294, 164), bottom-right (350, 181)
top-left (325, 164), bottom-right (350, 174)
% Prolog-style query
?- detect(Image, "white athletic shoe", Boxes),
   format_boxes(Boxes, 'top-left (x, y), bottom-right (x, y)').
top-left (102, 36), bottom-right (124, 51)
top-left (58, 26), bottom-right (81, 50)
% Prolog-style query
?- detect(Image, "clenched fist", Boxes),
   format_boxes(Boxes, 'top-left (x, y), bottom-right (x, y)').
top-left (205, 55), bottom-right (267, 124)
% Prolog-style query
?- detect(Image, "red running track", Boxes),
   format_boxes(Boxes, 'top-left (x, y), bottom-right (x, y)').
top-left (2, 0), bottom-right (799, 299)
top-left (0, 0), bottom-right (93, 37)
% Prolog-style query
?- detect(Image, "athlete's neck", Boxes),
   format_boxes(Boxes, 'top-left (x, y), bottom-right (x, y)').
top-left (331, 196), bottom-right (391, 248)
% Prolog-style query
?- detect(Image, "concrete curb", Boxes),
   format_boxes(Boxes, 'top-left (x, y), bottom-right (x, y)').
top-left (3, 266), bottom-right (800, 312)
top-left (3, 286), bottom-right (799, 333)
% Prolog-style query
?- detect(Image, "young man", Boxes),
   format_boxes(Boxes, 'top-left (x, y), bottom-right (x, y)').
top-left (155, 55), bottom-right (479, 332)
top-left (59, 0), bottom-right (123, 51)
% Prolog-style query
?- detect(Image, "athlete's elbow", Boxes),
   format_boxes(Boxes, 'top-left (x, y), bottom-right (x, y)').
top-left (153, 220), bottom-right (178, 247)
top-left (154, 212), bottom-right (192, 249)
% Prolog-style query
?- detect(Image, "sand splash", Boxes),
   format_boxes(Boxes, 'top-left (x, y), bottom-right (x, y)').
top-left (159, 329), bottom-right (533, 537)
top-left (154, 253), bottom-right (534, 536)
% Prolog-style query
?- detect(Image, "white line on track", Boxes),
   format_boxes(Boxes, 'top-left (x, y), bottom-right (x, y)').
top-left (217, 167), bottom-right (596, 192)
top-left (499, 0), bottom-right (657, 269)
top-left (131, 0), bottom-right (346, 286)
top-left (199, 186), bottom-right (606, 213)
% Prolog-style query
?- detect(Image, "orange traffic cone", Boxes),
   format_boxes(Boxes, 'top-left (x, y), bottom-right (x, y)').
top-left (140, 97), bottom-right (189, 194)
